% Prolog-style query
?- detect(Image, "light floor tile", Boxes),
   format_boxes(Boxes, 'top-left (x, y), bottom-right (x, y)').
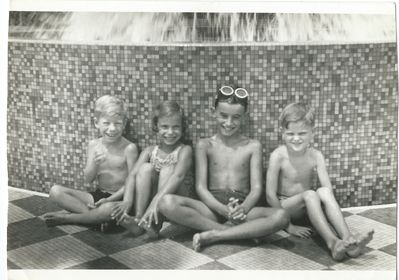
top-left (7, 235), bottom-right (105, 269)
top-left (110, 239), bottom-right (213, 269)
top-left (345, 215), bottom-right (396, 249)
top-left (8, 204), bottom-right (35, 224)
top-left (8, 190), bottom-right (33, 201)
top-left (56, 224), bottom-right (90, 234)
top-left (219, 245), bottom-right (326, 270)
top-left (330, 250), bottom-right (396, 271)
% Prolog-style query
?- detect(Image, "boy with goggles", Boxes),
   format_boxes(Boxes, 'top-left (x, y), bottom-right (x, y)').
top-left (157, 86), bottom-right (289, 251)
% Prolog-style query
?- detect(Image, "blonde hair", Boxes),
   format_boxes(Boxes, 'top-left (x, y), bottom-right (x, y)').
top-left (279, 102), bottom-right (315, 129)
top-left (152, 101), bottom-right (186, 133)
top-left (94, 95), bottom-right (127, 120)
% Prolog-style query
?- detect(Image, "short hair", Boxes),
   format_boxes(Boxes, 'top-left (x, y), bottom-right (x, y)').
top-left (152, 100), bottom-right (186, 132)
top-left (94, 95), bottom-right (127, 120)
top-left (279, 102), bottom-right (315, 129)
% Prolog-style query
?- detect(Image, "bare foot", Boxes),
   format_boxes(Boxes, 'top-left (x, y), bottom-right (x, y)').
top-left (192, 230), bottom-right (218, 252)
top-left (331, 239), bottom-right (357, 261)
top-left (120, 216), bottom-right (144, 236)
top-left (43, 212), bottom-right (69, 227)
top-left (143, 221), bottom-right (163, 239)
top-left (346, 230), bottom-right (374, 258)
top-left (286, 224), bottom-right (313, 239)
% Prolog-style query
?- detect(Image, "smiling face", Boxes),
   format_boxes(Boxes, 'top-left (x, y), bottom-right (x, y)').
top-left (95, 113), bottom-right (125, 144)
top-left (214, 102), bottom-right (246, 137)
top-left (282, 120), bottom-right (313, 154)
top-left (157, 114), bottom-right (183, 147)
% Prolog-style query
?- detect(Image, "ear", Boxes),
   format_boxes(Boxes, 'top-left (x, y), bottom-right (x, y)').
top-left (211, 106), bottom-right (216, 116)
top-left (94, 117), bottom-right (99, 129)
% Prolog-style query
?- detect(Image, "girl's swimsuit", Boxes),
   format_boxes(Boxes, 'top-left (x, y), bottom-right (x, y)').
top-left (150, 145), bottom-right (182, 172)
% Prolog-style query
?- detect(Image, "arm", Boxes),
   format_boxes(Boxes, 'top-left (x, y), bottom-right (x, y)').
top-left (140, 145), bottom-right (193, 225)
top-left (83, 140), bottom-right (101, 183)
top-left (315, 150), bottom-right (333, 190)
top-left (195, 139), bottom-right (230, 218)
top-left (240, 140), bottom-right (263, 213)
top-left (265, 150), bottom-right (283, 209)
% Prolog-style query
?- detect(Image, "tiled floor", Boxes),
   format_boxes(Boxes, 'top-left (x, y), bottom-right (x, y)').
top-left (7, 188), bottom-right (397, 270)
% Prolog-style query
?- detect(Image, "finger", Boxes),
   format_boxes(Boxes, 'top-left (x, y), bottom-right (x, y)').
top-left (154, 211), bottom-right (159, 225)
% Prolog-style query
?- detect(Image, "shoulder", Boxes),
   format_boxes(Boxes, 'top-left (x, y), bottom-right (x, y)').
top-left (269, 146), bottom-right (286, 162)
top-left (88, 138), bottom-right (100, 148)
top-left (196, 137), bottom-right (213, 149)
top-left (245, 137), bottom-right (261, 150)
top-left (177, 144), bottom-right (193, 158)
top-left (309, 147), bottom-right (325, 162)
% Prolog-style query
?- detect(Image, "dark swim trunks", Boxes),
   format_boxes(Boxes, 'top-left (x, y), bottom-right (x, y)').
top-left (89, 189), bottom-right (112, 203)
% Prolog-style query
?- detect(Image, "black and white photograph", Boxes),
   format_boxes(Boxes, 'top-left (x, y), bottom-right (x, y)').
top-left (2, 0), bottom-right (397, 279)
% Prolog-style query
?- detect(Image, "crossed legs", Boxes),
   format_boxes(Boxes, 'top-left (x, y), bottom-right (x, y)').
top-left (159, 194), bottom-right (289, 251)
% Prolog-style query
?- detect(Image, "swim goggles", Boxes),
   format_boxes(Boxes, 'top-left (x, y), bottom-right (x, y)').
top-left (218, 86), bottom-right (249, 99)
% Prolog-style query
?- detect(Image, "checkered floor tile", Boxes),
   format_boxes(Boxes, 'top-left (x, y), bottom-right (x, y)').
top-left (6, 188), bottom-right (397, 270)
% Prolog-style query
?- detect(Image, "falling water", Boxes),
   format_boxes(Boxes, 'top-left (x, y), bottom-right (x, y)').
top-left (8, 12), bottom-right (396, 43)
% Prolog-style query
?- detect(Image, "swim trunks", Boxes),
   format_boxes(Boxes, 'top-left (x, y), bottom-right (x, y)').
top-left (89, 188), bottom-right (112, 203)
top-left (150, 145), bottom-right (182, 172)
top-left (210, 189), bottom-right (248, 223)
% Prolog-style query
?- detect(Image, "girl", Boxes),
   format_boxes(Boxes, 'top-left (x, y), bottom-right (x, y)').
top-left (111, 100), bottom-right (193, 237)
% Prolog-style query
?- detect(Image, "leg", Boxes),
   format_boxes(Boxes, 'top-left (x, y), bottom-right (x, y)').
top-left (159, 194), bottom-right (226, 231)
top-left (302, 190), bottom-right (356, 260)
top-left (317, 187), bottom-right (374, 257)
top-left (48, 184), bottom-right (94, 213)
top-left (44, 202), bottom-right (115, 226)
top-left (280, 194), bottom-right (313, 238)
top-left (120, 163), bottom-right (157, 235)
top-left (193, 207), bottom-right (289, 251)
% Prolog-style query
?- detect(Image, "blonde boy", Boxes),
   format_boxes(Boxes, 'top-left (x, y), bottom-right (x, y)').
top-left (44, 95), bottom-right (138, 228)
top-left (266, 102), bottom-right (373, 261)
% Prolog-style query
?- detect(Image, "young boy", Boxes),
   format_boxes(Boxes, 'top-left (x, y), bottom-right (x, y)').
top-left (266, 102), bottom-right (374, 261)
top-left (43, 95), bottom-right (138, 229)
top-left (157, 86), bottom-right (289, 251)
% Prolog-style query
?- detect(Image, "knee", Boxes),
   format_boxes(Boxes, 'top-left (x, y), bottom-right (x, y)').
top-left (316, 187), bottom-right (333, 200)
top-left (302, 189), bottom-right (319, 203)
top-left (97, 202), bottom-right (114, 217)
top-left (48, 184), bottom-right (63, 201)
top-left (158, 194), bottom-right (179, 214)
top-left (137, 163), bottom-right (154, 179)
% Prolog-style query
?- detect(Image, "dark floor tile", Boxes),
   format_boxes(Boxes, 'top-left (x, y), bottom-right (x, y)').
top-left (72, 229), bottom-right (150, 255)
top-left (67, 256), bottom-right (130, 269)
top-left (11, 196), bottom-right (62, 216)
top-left (272, 235), bottom-right (339, 267)
top-left (7, 217), bottom-right (67, 250)
top-left (7, 259), bottom-right (20, 269)
top-left (342, 211), bottom-right (353, 218)
top-left (357, 207), bottom-right (397, 227)
top-left (191, 261), bottom-right (234, 270)
top-left (378, 243), bottom-right (397, 256)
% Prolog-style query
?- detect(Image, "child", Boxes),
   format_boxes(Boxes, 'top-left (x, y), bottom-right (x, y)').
top-left (155, 86), bottom-right (289, 251)
top-left (44, 95), bottom-right (138, 229)
top-left (111, 100), bottom-right (193, 237)
top-left (266, 102), bottom-right (374, 261)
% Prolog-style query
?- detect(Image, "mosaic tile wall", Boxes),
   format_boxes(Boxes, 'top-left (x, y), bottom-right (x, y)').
top-left (7, 41), bottom-right (398, 207)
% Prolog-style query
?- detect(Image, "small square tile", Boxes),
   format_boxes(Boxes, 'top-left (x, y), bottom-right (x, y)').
top-left (218, 245), bottom-right (327, 270)
top-left (8, 235), bottom-right (105, 269)
top-left (330, 250), bottom-right (396, 270)
top-left (111, 239), bottom-right (213, 269)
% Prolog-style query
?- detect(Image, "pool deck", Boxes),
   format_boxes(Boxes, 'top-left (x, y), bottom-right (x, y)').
top-left (7, 187), bottom-right (396, 271)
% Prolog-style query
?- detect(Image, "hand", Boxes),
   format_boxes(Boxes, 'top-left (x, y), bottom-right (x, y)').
top-left (285, 223), bottom-right (313, 238)
top-left (111, 201), bottom-right (132, 225)
top-left (227, 197), bottom-right (247, 224)
top-left (87, 198), bottom-right (108, 209)
top-left (138, 200), bottom-right (159, 228)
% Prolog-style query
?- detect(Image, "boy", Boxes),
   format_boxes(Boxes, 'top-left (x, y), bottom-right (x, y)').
top-left (44, 95), bottom-right (138, 229)
top-left (157, 86), bottom-right (289, 251)
top-left (266, 102), bottom-right (374, 261)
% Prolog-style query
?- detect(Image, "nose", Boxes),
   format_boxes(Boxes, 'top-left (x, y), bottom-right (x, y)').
top-left (108, 123), bottom-right (116, 131)
top-left (225, 117), bottom-right (232, 126)
top-left (293, 135), bottom-right (300, 142)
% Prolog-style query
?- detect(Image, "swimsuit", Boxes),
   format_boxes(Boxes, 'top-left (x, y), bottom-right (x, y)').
top-left (150, 145), bottom-right (182, 172)
top-left (90, 188), bottom-right (112, 202)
